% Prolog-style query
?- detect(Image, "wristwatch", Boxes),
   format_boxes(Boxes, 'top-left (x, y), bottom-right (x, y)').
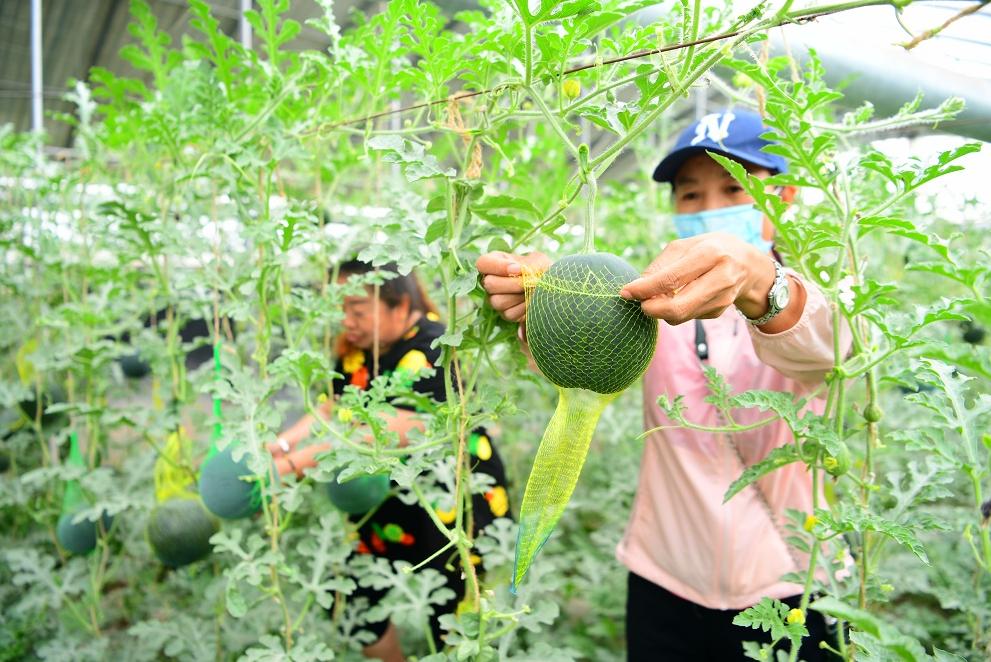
top-left (746, 260), bottom-right (790, 326)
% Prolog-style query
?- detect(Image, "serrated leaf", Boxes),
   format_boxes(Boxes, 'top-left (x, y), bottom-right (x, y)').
top-left (472, 194), bottom-right (540, 219)
top-left (724, 444), bottom-right (801, 503)
top-left (858, 216), bottom-right (951, 261)
top-left (367, 135), bottom-right (455, 182)
top-left (812, 597), bottom-right (932, 662)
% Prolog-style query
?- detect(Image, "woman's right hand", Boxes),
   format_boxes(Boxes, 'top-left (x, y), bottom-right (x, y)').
top-left (267, 436), bottom-right (292, 458)
top-left (476, 251), bottom-right (551, 322)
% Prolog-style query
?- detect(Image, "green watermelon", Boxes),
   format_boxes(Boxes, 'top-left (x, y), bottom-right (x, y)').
top-left (18, 383), bottom-right (67, 428)
top-left (198, 445), bottom-right (270, 519)
top-left (526, 253), bottom-right (657, 394)
top-left (147, 497), bottom-right (219, 567)
top-left (326, 471), bottom-right (390, 515)
top-left (119, 352), bottom-right (151, 379)
top-left (56, 510), bottom-right (114, 555)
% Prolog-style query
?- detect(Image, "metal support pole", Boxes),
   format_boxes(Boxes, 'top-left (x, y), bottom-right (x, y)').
top-left (240, 0), bottom-right (252, 50)
top-left (30, 0), bottom-right (43, 134)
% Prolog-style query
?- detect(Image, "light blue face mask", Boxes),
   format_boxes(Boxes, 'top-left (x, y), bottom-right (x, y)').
top-left (672, 204), bottom-right (772, 253)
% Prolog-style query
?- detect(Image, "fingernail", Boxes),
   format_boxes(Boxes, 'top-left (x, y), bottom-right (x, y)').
top-left (619, 288), bottom-right (632, 300)
top-left (507, 262), bottom-right (521, 276)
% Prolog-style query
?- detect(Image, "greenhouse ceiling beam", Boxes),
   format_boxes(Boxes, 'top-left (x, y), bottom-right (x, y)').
top-left (240, 0), bottom-right (252, 50)
top-left (64, 0), bottom-right (124, 150)
top-left (30, 0), bottom-right (43, 134)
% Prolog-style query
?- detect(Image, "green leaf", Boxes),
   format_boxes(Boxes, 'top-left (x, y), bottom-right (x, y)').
top-left (269, 349), bottom-right (340, 393)
top-left (537, 0), bottom-right (600, 22)
top-left (811, 597), bottom-right (933, 662)
top-left (473, 210), bottom-right (533, 233)
top-left (367, 135), bottom-right (456, 182)
top-left (426, 194), bottom-right (447, 213)
top-left (472, 194), bottom-right (541, 219)
top-left (732, 597), bottom-right (806, 649)
top-left (817, 506), bottom-right (930, 565)
top-left (857, 216), bottom-right (952, 261)
top-left (424, 218), bottom-right (448, 243)
top-left (724, 444), bottom-right (800, 503)
top-left (728, 390), bottom-right (803, 429)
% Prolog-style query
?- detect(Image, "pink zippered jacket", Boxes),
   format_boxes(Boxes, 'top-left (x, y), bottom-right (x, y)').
top-left (615, 273), bottom-right (851, 610)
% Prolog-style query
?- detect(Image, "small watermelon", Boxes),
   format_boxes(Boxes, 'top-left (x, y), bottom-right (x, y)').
top-left (18, 383), bottom-right (67, 428)
top-left (119, 352), bottom-right (151, 379)
top-left (198, 445), bottom-right (271, 520)
top-left (56, 510), bottom-right (114, 555)
top-left (526, 253), bottom-right (657, 394)
top-left (325, 471), bottom-right (390, 515)
top-left (147, 497), bottom-right (219, 567)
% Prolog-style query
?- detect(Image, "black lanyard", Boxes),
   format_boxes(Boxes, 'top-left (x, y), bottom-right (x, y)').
top-left (694, 319), bottom-right (709, 362)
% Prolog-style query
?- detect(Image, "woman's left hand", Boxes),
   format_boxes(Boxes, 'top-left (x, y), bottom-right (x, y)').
top-left (619, 232), bottom-right (776, 325)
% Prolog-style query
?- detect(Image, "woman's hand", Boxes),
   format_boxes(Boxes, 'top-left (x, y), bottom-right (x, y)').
top-left (274, 442), bottom-right (331, 480)
top-left (619, 233), bottom-right (777, 325)
top-left (476, 251), bottom-right (551, 322)
top-left (267, 436), bottom-right (292, 458)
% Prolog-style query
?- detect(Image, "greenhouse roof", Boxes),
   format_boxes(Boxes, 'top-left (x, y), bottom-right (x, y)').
top-left (0, 0), bottom-right (366, 146)
top-left (0, 0), bottom-right (988, 148)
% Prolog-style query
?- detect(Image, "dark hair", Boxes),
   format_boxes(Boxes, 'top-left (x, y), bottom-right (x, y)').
top-left (334, 259), bottom-right (439, 359)
top-left (337, 259), bottom-right (438, 316)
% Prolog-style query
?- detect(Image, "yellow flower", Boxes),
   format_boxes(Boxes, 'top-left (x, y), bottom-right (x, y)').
top-left (470, 434), bottom-right (492, 461)
top-left (485, 486), bottom-right (509, 518)
top-left (397, 349), bottom-right (430, 373)
top-left (337, 407), bottom-right (353, 423)
top-left (342, 350), bottom-right (365, 374)
top-left (803, 514), bottom-right (818, 532)
top-left (436, 505), bottom-right (456, 524)
top-left (562, 78), bottom-right (581, 99)
top-left (786, 608), bottom-right (805, 625)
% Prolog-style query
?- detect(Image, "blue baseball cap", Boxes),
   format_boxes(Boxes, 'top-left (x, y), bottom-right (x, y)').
top-left (651, 109), bottom-right (788, 184)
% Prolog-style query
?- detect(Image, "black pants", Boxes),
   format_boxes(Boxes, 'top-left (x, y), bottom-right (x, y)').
top-left (340, 441), bottom-right (511, 648)
top-left (626, 572), bottom-right (838, 662)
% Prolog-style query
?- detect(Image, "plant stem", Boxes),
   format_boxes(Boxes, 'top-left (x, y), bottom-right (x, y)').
top-left (679, 0), bottom-right (702, 79)
top-left (526, 85), bottom-right (580, 161)
top-left (524, 25), bottom-right (534, 88)
top-left (590, 45), bottom-right (726, 174)
top-left (583, 171), bottom-right (597, 254)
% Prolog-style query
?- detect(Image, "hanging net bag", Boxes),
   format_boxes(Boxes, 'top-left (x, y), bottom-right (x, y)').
top-left (198, 342), bottom-right (274, 519)
top-left (513, 252), bottom-right (657, 590)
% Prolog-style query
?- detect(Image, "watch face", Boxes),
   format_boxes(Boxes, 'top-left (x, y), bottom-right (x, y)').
top-left (772, 280), bottom-right (791, 310)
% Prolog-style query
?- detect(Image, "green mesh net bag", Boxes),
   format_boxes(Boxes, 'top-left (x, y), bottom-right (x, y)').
top-left (513, 252), bottom-right (657, 591)
top-left (196, 343), bottom-right (274, 520)
top-left (56, 432), bottom-right (113, 555)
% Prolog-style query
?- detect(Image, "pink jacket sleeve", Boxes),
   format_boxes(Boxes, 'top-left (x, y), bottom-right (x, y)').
top-left (747, 273), bottom-right (852, 388)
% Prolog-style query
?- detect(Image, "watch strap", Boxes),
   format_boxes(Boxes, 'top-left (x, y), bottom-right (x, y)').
top-left (746, 260), bottom-right (787, 326)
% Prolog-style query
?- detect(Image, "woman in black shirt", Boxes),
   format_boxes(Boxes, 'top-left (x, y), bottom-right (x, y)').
top-left (270, 259), bottom-right (510, 661)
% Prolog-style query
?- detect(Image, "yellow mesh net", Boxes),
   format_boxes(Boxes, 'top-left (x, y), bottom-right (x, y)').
top-left (154, 428), bottom-right (198, 503)
top-left (512, 253), bottom-right (657, 591)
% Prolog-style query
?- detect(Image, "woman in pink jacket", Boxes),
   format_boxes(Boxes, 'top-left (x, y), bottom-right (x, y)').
top-left (477, 109), bottom-right (848, 661)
